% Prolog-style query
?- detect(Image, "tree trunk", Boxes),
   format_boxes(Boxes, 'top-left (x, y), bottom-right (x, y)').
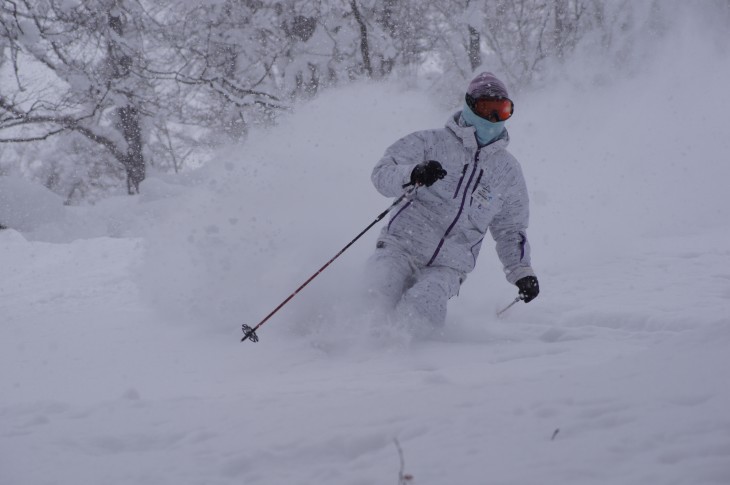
top-left (350, 0), bottom-right (373, 78)
top-left (553, 0), bottom-right (568, 60)
top-left (108, 8), bottom-right (146, 194)
top-left (468, 25), bottom-right (482, 71)
top-left (117, 105), bottom-right (145, 194)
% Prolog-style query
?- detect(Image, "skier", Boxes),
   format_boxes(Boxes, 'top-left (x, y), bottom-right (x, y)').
top-left (366, 72), bottom-right (539, 334)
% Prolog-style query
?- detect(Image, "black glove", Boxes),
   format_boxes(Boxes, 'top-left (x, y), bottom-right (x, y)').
top-left (410, 160), bottom-right (447, 187)
top-left (516, 276), bottom-right (539, 303)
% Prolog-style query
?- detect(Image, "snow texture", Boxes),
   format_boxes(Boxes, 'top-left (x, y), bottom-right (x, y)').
top-left (2, 22), bottom-right (730, 485)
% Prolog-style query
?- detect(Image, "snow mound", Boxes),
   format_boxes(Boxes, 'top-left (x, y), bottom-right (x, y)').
top-left (0, 176), bottom-right (66, 232)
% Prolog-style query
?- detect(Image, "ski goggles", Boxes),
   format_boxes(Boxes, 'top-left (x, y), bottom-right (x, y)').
top-left (465, 94), bottom-right (514, 122)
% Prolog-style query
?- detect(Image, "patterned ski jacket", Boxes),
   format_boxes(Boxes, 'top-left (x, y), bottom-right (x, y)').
top-left (372, 111), bottom-right (535, 284)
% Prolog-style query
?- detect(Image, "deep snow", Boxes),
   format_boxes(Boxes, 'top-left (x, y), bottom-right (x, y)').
top-left (2, 19), bottom-right (730, 485)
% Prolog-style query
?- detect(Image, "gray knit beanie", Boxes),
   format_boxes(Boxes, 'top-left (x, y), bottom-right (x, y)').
top-left (467, 72), bottom-right (510, 99)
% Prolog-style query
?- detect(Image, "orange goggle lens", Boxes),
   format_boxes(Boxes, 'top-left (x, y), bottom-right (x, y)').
top-left (466, 95), bottom-right (514, 122)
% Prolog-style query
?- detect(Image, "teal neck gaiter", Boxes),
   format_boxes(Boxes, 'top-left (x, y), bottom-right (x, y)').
top-left (461, 103), bottom-right (506, 146)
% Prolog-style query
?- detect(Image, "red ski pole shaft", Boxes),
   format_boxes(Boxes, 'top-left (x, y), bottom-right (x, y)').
top-left (241, 189), bottom-right (414, 342)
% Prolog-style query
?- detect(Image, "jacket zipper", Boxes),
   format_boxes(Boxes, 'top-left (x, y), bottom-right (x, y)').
top-left (387, 199), bottom-right (413, 232)
top-left (453, 164), bottom-right (468, 199)
top-left (427, 149), bottom-right (481, 266)
top-left (470, 237), bottom-right (484, 265)
top-left (470, 169), bottom-right (484, 206)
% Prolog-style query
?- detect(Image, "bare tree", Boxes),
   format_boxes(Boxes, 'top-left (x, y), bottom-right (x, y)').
top-left (0, 0), bottom-right (155, 194)
top-left (0, 0), bottom-right (688, 202)
top-left (0, 0), bottom-right (288, 197)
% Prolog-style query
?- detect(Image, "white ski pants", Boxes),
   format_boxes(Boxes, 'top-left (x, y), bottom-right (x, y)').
top-left (365, 244), bottom-right (463, 332)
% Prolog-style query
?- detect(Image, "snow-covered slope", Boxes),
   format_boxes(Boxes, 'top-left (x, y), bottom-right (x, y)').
top-left (2, 23), bottom-right (730, 485)
top-left (2, 223), bottom-right (729, 485)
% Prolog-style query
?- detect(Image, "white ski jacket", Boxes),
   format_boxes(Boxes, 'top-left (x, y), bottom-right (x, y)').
top-left (372, 111), bottom-right (535, 284)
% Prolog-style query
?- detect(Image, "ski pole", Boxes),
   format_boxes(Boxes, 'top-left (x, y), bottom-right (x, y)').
top-left (241, 188), bottom-right (416, 343)
top-left (496, 295), bottom-right (524, 318)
